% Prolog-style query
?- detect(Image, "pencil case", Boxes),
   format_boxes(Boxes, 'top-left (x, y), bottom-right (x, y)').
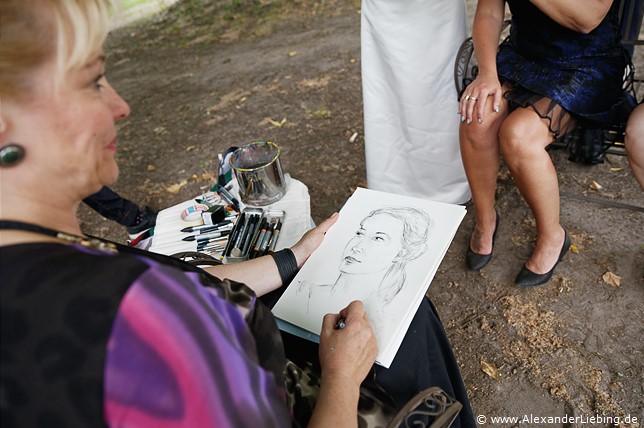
top-left (223, 208), bottom-right (285, 263)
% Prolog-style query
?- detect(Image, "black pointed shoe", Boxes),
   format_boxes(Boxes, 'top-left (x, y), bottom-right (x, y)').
top-left (515, 230), bottom-right (571, 287)
top-left (466, 213), bottom-right (499, 271)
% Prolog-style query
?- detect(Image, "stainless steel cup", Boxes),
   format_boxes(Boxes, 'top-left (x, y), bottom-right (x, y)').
top-left (230, 141), bottom-right (287, 206)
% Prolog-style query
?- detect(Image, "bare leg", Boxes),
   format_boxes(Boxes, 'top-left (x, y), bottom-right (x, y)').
top-left (625, 103), bottom-right (644, 190)
top-left (459, 98), bottom-right (508, 254)
top-left (499, 104), bottom-right (566, 274)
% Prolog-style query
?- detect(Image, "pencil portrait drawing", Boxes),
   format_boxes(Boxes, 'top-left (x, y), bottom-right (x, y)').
top-left (270, 187), bottom-right (467, 367)
top-left (295, 206), bottom-right (433, 314)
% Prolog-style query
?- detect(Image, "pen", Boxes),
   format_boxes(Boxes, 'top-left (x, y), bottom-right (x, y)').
top-left (182, 230), bottom-right (230, 242)
top-left (187, 224), bottom-right (233, 235)
top-left (196, 236), bottom-right (229, 248)
top-left (217, 184), bottom-right (241, 211)
top-left (241, 215), bottom-right (260, 256)
top-left (222, 212), bottom-right (245, 258)
top-left (198, 243), bottom-right (227, 252)
top-left (217, 190), bottom-right (236, 210)
top-left (181, 218), bottom-right (235, 233)
top-left (267, 220), bottom-right (282, 253)
top-left (335, 318), bottom-right (346, 330)
top-left (249, 219), bottom-right (269, 259)
top-left (232, 213), bottom-right (250, 250)
top-left (257, 223), bottom-right (274, 257)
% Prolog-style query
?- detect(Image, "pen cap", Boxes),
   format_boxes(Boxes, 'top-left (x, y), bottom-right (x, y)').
top-left (230, 141), bottom-right (287, 206)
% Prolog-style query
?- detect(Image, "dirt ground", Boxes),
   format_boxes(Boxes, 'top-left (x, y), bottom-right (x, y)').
top-left (78, 1), bottom-right (643, 425)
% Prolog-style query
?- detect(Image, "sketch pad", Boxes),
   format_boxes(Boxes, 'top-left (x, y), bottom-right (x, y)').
top-left (271, 187), bottom-right (466, 368)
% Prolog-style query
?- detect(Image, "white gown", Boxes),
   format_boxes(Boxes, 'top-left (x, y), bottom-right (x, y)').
top-left (361, 0), bottom-right (471, 204)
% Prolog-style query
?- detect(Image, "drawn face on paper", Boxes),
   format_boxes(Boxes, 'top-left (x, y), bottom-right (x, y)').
top-left (339, 214), bottom-right (404, 275)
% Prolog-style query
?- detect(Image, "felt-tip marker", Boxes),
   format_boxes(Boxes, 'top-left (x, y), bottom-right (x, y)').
top-left (181, 219), bottom-right (235, 233)
top-left (182, 230), bottom-right (231, 242)
top-left (217, 184), bottom-right (241, 211)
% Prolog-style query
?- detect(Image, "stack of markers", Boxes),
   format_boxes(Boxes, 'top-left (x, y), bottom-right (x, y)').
top-left (248, 217), bottom-right (282, 259)
top-left (180, 218), bottom-right (236, 257)
top-left (222, 211), bottom-right (283, 261)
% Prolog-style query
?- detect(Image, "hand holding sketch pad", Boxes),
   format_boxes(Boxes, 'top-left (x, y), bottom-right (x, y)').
top-left (271, 187), bottom-right (466, 367)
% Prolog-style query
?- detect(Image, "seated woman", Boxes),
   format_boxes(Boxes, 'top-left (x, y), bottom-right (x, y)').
top-left (459, 0), bottom-right (637, 286)
top-left (0, 0), bottom-right (475, 426)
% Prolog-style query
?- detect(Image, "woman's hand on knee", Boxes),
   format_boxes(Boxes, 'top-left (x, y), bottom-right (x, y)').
top-left (459, 75), bottom-right (503, 125)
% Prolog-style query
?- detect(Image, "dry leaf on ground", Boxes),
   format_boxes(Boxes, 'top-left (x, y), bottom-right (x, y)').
top-left (480, 360), bottom-right (500, 380)
top-left (166, 179), bottom-right (188, 193)
top-left (268, 118), bottom-right (287, 127)
top-left (602, 271), bottom-right (621, 287)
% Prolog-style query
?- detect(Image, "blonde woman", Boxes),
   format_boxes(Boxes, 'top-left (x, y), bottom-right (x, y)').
top-left (0, 1), bottom-right (474, 426)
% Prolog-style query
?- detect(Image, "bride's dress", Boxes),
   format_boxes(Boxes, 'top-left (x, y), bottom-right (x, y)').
top-left (361, 0), bottom-right (471, 204)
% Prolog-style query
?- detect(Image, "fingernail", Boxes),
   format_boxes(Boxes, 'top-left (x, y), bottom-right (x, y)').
top-left (478, 118), bottom-right (482, 124)
top-left (461, 116), bottom-right (465, 123)
top-left (494, 106), bottom-right (499, 113)
top-left (467, 119), bottom-right (471, 125)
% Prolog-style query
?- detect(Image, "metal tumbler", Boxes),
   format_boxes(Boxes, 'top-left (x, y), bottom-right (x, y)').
top-left (230, 141), bottom-right (287, 206)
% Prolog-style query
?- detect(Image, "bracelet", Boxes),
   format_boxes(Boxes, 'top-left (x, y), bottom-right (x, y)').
top-left (270, 248), bottom-right (299, 285)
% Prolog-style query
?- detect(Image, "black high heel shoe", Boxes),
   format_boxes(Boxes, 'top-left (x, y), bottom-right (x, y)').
top-left (515, 230), bottom-right (571, 287)
top-left (466, 213), bottom-right (499, 271)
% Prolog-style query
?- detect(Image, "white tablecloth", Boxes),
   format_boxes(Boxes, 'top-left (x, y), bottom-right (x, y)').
top-left (149, 174), bottom-right (312, 258)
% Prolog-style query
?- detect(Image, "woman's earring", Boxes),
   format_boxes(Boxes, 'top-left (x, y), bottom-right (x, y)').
top-left (0, 144), bottom-right (25, 167)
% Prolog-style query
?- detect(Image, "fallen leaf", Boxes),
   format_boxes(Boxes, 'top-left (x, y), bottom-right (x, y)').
top-left (349, 132), bottom-right (358, 143)
top-left (202, 172), bottom-right (215, 180)
top-left (602, 271), bottom-right (621, 287)
top-left (569, 244), bottom-right (579, 254)
top-left (186, 146), bottom-right (196, 152)
top-left (153, 126), bottom-right (166, 134)
top-left (610, 167), bottom-right (623, 172)
top-left (268, 118), bottom-right (287, 127)
top-left (298, 77), bottom-right (330, 89)
top-left (590, 180), bottom-right (603, 190)
top-left (146, 164), bottom-right (156, 172)
top-left (166, 179), bottom-right (188, 193)
top-left (480, 360), bottom-right (499, 380)
top-left (288, 51), bottom-right (298, 57)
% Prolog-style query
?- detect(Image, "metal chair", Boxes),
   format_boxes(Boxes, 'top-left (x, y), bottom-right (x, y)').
top-left (453, 0), bottom-right (643, 159)
top-left (387, 387), bottom-right (462, 428)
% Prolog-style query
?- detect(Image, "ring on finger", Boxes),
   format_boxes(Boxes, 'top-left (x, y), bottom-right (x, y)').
top-left (464, 95), bottom-right (471, 100)
top-left (469, 96), bottom-right (477, 101)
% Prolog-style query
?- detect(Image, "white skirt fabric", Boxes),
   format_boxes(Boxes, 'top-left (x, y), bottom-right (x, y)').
top-left (361, 0), bottom-right (471, 204)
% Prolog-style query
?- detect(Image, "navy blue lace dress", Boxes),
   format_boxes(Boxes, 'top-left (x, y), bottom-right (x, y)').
top-left (497, 0), bottom-right (637, 163)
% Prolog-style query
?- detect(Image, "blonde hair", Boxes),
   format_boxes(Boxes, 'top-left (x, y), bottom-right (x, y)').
top-left (0, 0), bottom-right (114, 97)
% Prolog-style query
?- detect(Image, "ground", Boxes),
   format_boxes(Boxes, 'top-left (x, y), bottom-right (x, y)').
top-left (78, 1), bottom-right (644, 425)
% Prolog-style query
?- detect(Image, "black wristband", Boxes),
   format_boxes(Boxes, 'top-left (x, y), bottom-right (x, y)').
top-left (270, 248), bottom-right (299, 285)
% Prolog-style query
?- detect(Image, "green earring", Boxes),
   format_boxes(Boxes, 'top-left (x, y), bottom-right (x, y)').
top-left (0, 144), bottom-right (25, 167)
